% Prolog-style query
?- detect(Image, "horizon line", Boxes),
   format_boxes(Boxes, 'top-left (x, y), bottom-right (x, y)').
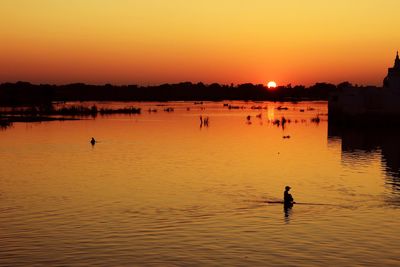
top-left (0, 80), bottom-right (381, 88)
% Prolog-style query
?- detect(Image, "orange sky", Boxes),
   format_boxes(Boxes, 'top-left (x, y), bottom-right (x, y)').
top-left (1, 0), bottom-right (400, 86)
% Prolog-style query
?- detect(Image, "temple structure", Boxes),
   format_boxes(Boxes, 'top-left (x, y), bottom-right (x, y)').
top-left (384, 51), bottom-right (400, 89)
top-left (329, 52), bottom-right (400, 123)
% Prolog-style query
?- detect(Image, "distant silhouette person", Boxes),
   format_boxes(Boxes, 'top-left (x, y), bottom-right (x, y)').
top-left (281, 117), bottom-right (287, 129)
top-left (284, 186), bottom-right (294, 206)
top-left (203, 116), bottom-right (209, 127)
top-left (200, 116), bottom-right (203, 127)
top-left (90, 137), bottom-right (96, 145)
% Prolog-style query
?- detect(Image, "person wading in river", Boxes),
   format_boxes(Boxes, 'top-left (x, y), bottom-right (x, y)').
top-left (284, 186), bottom-right (294, 206)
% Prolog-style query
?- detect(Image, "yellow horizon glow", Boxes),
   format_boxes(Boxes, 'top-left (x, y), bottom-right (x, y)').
top-left (1, 0), bottom-right (400, 86)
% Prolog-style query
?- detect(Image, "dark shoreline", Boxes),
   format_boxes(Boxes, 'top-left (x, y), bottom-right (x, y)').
top-left (0, 115), bottom-right (80, 130)
top-left (0, 104), bottom-right (141, 128)
top-left (0, 81), bottom-right (346, 106)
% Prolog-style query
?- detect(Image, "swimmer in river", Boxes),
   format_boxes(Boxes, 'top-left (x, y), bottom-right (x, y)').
top-left (90, 137), bottom-right (96, 145)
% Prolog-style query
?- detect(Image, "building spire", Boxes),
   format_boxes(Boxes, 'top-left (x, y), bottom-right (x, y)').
top-left (394, 51), bottom-right (400, 68)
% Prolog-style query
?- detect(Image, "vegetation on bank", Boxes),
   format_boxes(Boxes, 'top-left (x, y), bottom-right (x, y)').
top-left (0, 116), bottom-right (12, 129)
top-left (0, 114), bottom-right (80, 130)
top-left (1, 105), bottom-right (141, 116)
top-left (0, 104), bottom-right (141, 129)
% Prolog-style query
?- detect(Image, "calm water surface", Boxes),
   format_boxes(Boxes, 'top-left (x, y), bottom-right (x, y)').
top-left (0, 101), bottom-right (399, 266)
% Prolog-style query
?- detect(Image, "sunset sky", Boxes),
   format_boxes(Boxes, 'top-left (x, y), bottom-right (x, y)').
top-left (1, 0), bottom-right (400, 86)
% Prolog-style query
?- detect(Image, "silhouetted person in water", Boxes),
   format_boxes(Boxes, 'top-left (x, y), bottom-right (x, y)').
top-left (284, 203), bottom-right (292, 222)
top-left (203, 117), bottom-right (209, 127)
top-left (90, 137), bottom-right (96, 145)
top-left (284, 186), bottom-right (294, 206)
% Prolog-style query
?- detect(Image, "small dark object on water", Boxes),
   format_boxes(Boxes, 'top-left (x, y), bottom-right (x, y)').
top-left (272, 119), bottom-right (280, 127)
top-left (90, 137), bottom-right (96, 145)
top-left (228, 105), bottom-right (240, 109)
top-left (283, 135), bottom-right (291, 139)
top-left (311, 116), bottom-right (321, 123)
top-left (164, 107), bottom-right (174, 112)
top-left (277, 106), bottom-right (289, 111)
top-left (251, 105), bottom-right (263, 110)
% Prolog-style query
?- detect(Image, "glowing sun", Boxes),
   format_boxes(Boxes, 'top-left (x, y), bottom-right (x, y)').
top-left (267, 81), bottom-right (277, 88)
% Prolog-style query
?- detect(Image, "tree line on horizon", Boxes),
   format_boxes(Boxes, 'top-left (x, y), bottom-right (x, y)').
top-left (0, 81), bottom-right (356, 106)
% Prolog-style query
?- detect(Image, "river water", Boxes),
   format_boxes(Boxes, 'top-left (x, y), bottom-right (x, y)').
top-left (0, 101), bottom-right (399, 266)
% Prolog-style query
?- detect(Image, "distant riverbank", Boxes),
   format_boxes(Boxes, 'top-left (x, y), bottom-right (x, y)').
top-left (0, 104), bottom-right (141, 129)
top-left (0, 81), bottom-right (350, 106)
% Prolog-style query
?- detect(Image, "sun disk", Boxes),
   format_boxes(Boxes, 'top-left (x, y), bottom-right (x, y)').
top-left (267, 81), bottom-right (277, 88)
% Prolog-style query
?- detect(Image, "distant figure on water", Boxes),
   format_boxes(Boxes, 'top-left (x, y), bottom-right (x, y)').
top-left (200, 116), bottom-right (209, 127)
top-left (204, 116), bottom-right (209, 127)
top-left (90, 137), bottom-right (96, 145)
top-left (284, 186), bottom-right (294, 206)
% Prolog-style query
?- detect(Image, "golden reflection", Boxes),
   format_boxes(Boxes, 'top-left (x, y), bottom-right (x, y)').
top-left (267, 105), bottom-right (275, 121)
top-left (1, 101), bottom-right (398, 266)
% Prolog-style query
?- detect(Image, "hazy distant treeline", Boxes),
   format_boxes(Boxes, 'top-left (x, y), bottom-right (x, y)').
top-left (0, 81), bottom-right (351, 105)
